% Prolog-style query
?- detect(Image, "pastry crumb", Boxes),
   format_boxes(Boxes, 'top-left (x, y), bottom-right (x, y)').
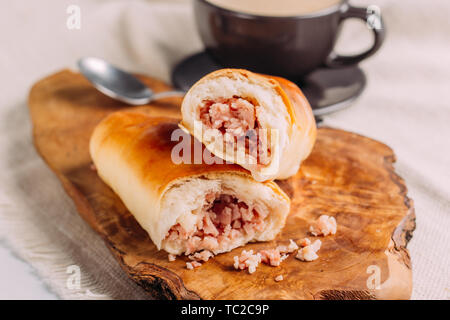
top-left (299, 237), bottom-right (311, 247)
top-left (275, 275), bottom-right (284, 282)
top-left (188, 250), bottom-right (214, 262)
top-left (296, 239), bottom-right (322, 262)
top-left (259, 248), bottom-right (282, 267)
top-left (277, 239), bottom-right (298, 254)
top-left (233, 250), bottom-right (262, 274)
top-left (233, 240), bottom-right (298, 273)
top-left (232, 236), bottom-right (325, 272)
top-left (287, 239), bottom-right (299, 252)
top-left (186, 261), bottom-right (202, 270)
top-left (309, 215), bottom-right (337, 236)
top-left (168, 254), bottom-right (176, 262)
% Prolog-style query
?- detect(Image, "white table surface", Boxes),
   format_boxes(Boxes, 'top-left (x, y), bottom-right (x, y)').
top-left (0, 245), bottom-right (56, 299)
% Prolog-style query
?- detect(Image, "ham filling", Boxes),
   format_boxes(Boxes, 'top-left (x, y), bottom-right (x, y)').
top-left (198, 97), bottom-right (271, 165)
top-left (165, 193), bottom-right (269, 255)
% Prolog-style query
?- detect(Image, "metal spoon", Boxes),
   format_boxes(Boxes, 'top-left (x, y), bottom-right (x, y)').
top-left (77, 57), bottom-right (185, 105)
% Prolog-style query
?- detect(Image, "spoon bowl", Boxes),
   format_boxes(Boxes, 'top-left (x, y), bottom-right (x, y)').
top-left (77, 57), bottom-right (184, 105)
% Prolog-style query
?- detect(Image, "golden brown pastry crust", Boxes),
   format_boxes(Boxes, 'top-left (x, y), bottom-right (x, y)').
top-left (90, 111), bottom-right (290, 253)
top-left (180, 69), bottom-right (316, 181)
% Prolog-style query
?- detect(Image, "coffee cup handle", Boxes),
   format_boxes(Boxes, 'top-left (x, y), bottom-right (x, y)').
top-left (325, 4), bottom-right (385, 68)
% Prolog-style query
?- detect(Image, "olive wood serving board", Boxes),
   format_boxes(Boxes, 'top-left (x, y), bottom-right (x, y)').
top-left (28, 70), bottom-right (415, 299)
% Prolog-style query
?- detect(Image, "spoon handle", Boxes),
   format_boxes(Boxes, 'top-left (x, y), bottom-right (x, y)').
top-left (152, 90), bottom-right (185, 101)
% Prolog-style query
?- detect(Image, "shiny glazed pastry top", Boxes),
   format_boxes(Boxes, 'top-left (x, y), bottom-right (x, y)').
top-left (89, 111), bottom-right (290, 256)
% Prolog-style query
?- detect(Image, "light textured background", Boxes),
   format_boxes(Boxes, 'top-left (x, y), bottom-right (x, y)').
top-left (0, 0), bottom-right (448, 299)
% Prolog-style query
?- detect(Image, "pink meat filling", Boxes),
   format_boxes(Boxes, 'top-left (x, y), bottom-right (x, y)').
top-left (198, 97), bottom-right (271, 165)
top-left (165, 194), bottom-right (268, 255)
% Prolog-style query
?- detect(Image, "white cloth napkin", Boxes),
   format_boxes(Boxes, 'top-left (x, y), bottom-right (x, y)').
top-left (0, 0), bottom-right (448, 299)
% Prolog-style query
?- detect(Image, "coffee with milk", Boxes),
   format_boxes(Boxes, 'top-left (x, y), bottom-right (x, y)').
top-left (205, 0), bottom-right (341, 17)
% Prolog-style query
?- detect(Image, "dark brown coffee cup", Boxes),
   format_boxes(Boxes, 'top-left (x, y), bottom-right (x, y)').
top-left (194, 0), bottom-right (385, 78)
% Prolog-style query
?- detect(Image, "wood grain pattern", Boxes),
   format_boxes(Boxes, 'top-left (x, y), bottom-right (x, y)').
top-left (28, 70), bottom-right (415, 299)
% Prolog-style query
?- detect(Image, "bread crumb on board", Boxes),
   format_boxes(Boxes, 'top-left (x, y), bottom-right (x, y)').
top-left (189, 250), bottom-right (214, 262)
top-left (168, 254), bottom-right (176, 262)
top-left (309, 215), bottom-right (337, 236)
top-left (298, 237), bottom-right (311, 247)
top-left (233, 238), bottom-right (301, 273)
top-left (186, 261), bottom-right (202, 270)
top-left (233, 250), bottom-right (262, 274)
top-left (275, 275), bottom-right (284, 282)
top-left (182, 214), bottom-right (339, 272)
top-left (296, 239), bottom-right (322, 262)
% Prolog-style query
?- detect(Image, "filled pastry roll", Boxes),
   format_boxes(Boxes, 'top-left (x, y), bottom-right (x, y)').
top-left (180, 69), bottom-right (317, 181)
top-left (90, 111), bottom-right (290, 256)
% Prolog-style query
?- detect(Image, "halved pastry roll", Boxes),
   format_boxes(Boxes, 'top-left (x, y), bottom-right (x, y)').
top-left (180, 69), bottom-right (317, 181)
top-left (90, 111), bottom-right (290, 256)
